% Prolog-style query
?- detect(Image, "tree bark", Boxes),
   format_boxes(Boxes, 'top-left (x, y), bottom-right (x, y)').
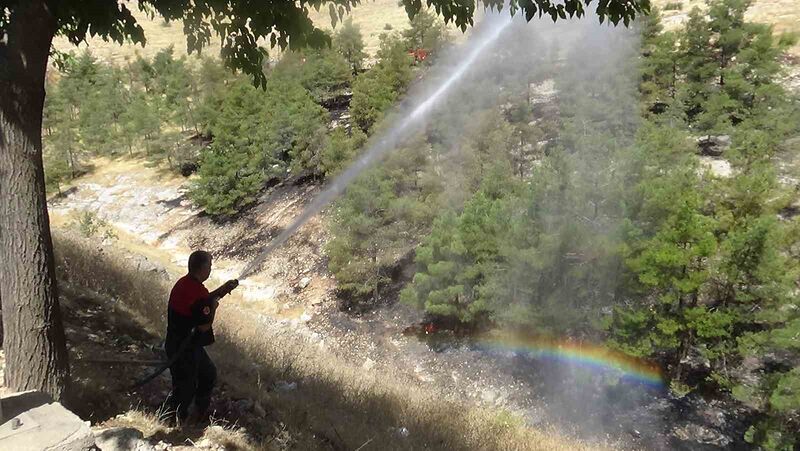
top-left (0, 0), bottom-right (70, 401)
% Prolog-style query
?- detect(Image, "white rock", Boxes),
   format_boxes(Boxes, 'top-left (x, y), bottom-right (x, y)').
top-left (274, 381), bottom-right (297, 392)
top-left (481, 389), bottom-right (498, 404)
top-left (298, 277), bottom-right (311, 289)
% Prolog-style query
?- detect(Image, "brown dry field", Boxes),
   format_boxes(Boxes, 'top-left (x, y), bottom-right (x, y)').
top-left (52, 0), bottom-right (800, 65)
top-left (51, 0), bottom-right (445, 64)
top-left (653, 0), bottom-right (800, 55)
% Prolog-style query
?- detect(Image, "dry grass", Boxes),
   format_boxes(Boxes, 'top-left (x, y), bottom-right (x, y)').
top-left (53, 230), bottom-right (607, 450)
top-left (101, 410), bottom-right (265, 450)
top-left (101, 410), bottom-right (173, 438)
top-left (51, 0), bottom-right (419, 65)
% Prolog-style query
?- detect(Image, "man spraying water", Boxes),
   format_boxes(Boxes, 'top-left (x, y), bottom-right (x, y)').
top-left (164, 250), bottom-right (238, 425)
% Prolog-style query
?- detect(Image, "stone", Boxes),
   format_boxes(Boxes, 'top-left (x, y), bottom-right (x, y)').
top-left (0, 391), bottom-right (95, 451)
top-left (95, 427), bottom-right (154, 451)
top-left (672, 423), bottom-right (731, 447)
top-left (179, 162), bottom-right (198, 177)
top-left (274, 381), bottom-right (297, 392)
top-left (481, 389), bottom-right (498, 405)
top-left (696, 135), bottom-right (731, 157)
top-left (298, 277), bottom-right (312, 289)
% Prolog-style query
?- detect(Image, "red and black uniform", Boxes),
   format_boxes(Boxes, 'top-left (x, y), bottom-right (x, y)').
top-left (165, 275), bottom-right (218, 421)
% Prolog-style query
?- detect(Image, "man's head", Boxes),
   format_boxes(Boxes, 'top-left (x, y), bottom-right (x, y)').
top-left (188, 250), bottom-right (212, 282)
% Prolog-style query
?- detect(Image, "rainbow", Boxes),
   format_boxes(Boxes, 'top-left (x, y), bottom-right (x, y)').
top-left (477, 332), bottom-right (665, 388)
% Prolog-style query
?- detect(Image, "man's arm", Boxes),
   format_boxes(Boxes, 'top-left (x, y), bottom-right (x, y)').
top-left (208, 279), bottom-right (239, 301)
top-left (194, 280), bottom-right (238, 333)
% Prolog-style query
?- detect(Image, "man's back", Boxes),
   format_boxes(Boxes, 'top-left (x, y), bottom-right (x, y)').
top-left (167, 274), bottom-right (209, 343)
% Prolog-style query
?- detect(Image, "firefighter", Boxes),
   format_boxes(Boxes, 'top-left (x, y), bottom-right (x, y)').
top-left (164, 250), bottom-right (238, 425)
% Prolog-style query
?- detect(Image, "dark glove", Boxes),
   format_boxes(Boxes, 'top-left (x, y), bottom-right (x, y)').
top-left (222, 279), bottom-right (239, 296)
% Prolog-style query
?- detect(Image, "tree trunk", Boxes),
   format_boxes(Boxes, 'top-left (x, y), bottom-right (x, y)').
top-left (0, 0), bottom-right (70, 401)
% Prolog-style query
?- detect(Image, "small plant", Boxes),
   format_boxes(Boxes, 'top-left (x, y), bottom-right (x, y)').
top-left (69, 210), bottom-right (117, 241)
top-left (663, 2), bottom-right (683, 10)
top-left (670, 380), bottom-right (695, 398)
top-left (384, 23), bottom-right (393, 30)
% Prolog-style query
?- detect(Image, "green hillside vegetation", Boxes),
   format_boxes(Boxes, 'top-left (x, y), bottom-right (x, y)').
top-left (44, 11), bottom-right (445, 214)
top-left (42, 1), bottom-right (800, 448)
top-left (336, 1), bottom-right (800, 448)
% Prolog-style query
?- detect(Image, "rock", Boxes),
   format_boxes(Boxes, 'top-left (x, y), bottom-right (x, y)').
top-left (298, 277), bottom-right (312, 289)
top-left (672, 423), bottom-right (731, 447)
top-left (696, 135), bottom-right (731, 156)
top-left (698, 156), bottom-right (732, 178)
top-left (393, 426), bottom-right (410, 438)
top-left (95, 427), bottom-right (154, 451)
top-left (362, 358), bottom-right (376, 371)
top-left (481, 389), bottom-right (498, 405)
top-left (0, 391), bottom-right (95, 451)
top-left (529, 79), bottom-right (557, 105)
top-left (700, 405), bottom-right (727, 428)
top-left (179, 162), bottom-right (198, 177)
top-left (274, 381), bottom-right (297, 392)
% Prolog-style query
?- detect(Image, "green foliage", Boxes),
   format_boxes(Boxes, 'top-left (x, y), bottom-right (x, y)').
top-left (334, 18), bottom-right (367, 74)
top-left (69, 211), bottom-right (117, 241)
top-left (276, 46), bottom-right (352, 103)
top-left (350, 33), bottom-right (414, 133)
top-left (401, 181), bottom-right (515, 323)
top-left (401, 9), bottom-right (448, 53)
top-left (327, 140), bottom-right (437, 304)
top-left (607, 4), bottom-right (800, 446)
top-left (43, 147), bottom-right (72, 194)
top-left (319, 127), bottom-right (368, 177)
top-left (189, 76), bottom-right (328, 213)
top-left (188, 145), bottom-right (264, 215)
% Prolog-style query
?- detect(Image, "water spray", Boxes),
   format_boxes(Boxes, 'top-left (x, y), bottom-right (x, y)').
top-left (237, 13), bottom-right (514, 280)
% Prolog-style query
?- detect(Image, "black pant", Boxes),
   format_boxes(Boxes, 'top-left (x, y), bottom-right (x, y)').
top-left (165, 339), bottom-right (216, 420)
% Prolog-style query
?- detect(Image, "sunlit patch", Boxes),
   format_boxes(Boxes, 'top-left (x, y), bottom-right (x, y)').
top-left (478, 332), bottom-right (665, 388)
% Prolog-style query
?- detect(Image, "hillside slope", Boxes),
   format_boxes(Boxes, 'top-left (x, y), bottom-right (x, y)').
top-left (48, 169), bottom-right (605, 450)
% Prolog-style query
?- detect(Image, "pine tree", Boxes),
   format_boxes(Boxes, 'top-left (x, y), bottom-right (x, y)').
top-left (327, 139), bottom-right (436, 306)
top-left (334, 18), bottom-right (367, 75)
top-left (401, 169), bottom-right (517, 323)
top-left (350, 33), bottom-right (413, 133)
top-left (402, 9), bottom-right (448, 54)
